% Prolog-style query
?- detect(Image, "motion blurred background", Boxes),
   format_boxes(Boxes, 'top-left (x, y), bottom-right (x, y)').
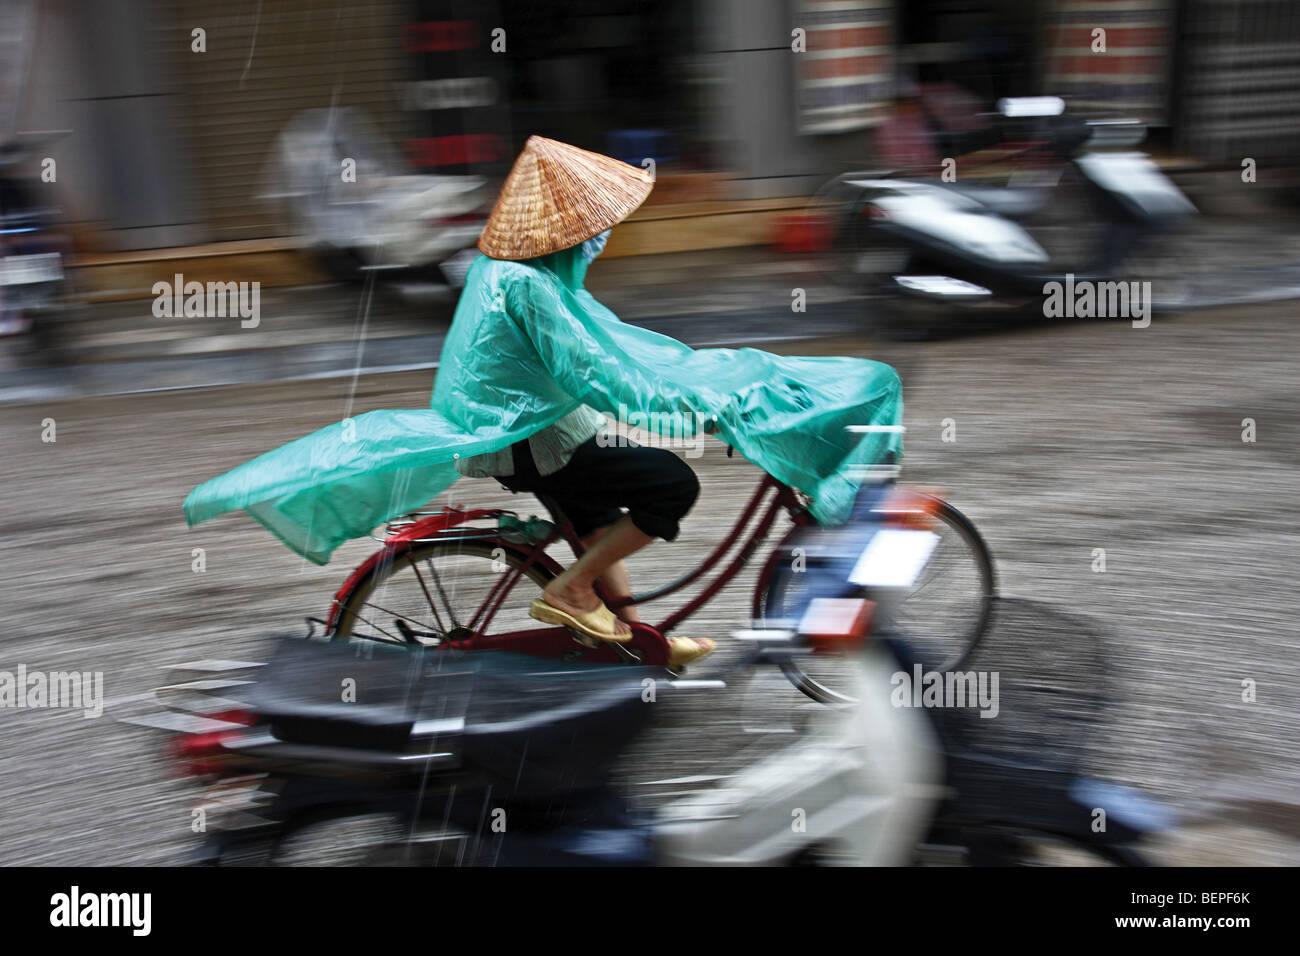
top-left (9, 0), bottom-right (1300, 264)
top-left (1, 0), bottom-right (1299, 865)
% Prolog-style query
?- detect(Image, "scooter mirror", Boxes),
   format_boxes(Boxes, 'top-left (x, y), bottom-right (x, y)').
top-left (1084, 118), bottom-right (1148, 148)
top-left (997, 96), bottom-right (1065, 118)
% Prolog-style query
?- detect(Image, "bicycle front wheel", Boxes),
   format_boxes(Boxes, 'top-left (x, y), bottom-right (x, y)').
top-left (762, 495), bottom-right (996, 704)
top-left (332, 539), bottom-right (555, 644)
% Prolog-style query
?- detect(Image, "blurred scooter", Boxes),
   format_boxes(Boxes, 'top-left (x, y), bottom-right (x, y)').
top-left (0, 133), bottom-right (73, 340)
top-left (825, 97), bottom-right (1197, 336)
top-left (265, 109), bottom-right (492, 290)
top-left (142, 450), bottom-right (1170, 866)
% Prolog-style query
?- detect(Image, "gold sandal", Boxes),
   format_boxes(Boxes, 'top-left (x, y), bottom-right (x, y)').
top-left (529, 598), bottom-right (632, 643)
top-left (667, 637), bottom-right (716, 670)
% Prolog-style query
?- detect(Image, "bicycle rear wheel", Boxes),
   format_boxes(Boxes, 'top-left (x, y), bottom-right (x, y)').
top-left (762, 495), bottom-right (995, 704)
top-left (332, 539), bottom-right (554, 644)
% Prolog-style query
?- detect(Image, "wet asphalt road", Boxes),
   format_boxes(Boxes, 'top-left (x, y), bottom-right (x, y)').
top-left (1, 295), bottom-right (1299, 865)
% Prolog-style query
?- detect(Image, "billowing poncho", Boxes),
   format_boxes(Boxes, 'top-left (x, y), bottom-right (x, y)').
top-left (183, 244), bottom-right (902, 564)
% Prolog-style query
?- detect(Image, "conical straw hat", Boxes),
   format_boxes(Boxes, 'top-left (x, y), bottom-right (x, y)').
top-left (478, 135), bottom-right (654, 260)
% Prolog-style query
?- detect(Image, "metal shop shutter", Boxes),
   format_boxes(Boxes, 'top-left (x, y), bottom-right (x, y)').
top-left (161, 0), bottom-right (417, 243)
top-left (1176, 0), bottom-right (1300, 164)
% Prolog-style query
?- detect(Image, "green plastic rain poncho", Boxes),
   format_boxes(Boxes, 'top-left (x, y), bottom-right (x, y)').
top-left (183, 239), bottom-right (902, 565)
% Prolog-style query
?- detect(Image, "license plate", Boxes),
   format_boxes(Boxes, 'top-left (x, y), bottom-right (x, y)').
top-left (849, 529), bottom-right (939, 588)
top-left (438, 248), bottom-right (479, 286)
top-left (1, 253), bottom-right (63, 286)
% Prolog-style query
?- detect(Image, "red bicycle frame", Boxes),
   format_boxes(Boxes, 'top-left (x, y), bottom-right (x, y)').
top-left (326, 475), bottom-right (938, 666)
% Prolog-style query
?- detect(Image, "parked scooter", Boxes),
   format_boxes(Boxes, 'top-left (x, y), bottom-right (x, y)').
top-left (140, 464), bottom-right (1171, 866)
top-left (0, 133), bottom-right (74, 340)
top-left (265, 109), bottom-right (492, 290)
top-left (825, 97), bottom-right (1197, 337)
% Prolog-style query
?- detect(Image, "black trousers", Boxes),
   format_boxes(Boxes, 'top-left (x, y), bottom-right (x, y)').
top-left (498, 436), bottom-right (699, 541)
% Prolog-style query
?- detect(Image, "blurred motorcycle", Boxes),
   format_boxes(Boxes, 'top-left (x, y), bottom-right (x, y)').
top-left (265, 109), bottom-right (492, 289)
top-left (822, 97), bottom-right (1197, 337)
top-left (139, 454), bottom-right (1171, 866)
top-left (0, 133), bottom-right (74, 340)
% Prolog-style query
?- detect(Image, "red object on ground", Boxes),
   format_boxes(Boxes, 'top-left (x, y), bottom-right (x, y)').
top-left (773, 213), bottom-right (833, 253)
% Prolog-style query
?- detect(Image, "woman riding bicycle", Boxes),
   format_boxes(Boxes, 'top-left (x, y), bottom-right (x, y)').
top-left (182, 137), bottom-right (904, 662)
top-left (455, 137), bottom-right (709, 667)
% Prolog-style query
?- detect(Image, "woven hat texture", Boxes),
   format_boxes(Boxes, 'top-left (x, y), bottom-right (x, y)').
top-left (478, 135), bottom-right (654, 260)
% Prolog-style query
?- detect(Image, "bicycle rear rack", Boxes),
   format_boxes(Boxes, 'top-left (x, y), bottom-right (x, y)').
top-left (383, 509), bottom-right (465, 535)
top-left (380, 507), bottom-right (556, 546)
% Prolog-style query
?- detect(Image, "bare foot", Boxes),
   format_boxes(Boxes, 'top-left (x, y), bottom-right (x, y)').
top-left (542, 577), bottom-right (632, 635)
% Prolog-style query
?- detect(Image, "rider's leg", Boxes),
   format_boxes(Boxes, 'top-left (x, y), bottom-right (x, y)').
top-left (559, 520), bottom-right (711, 667)
top-left (576, 524), bottom-right (641, 624)
top-left (543, 516), bottom-right (652, 635)
top-left (505, 436), bottom-right (700, 638)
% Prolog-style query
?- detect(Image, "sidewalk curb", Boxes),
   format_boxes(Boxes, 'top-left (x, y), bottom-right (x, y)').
top-left (71, 198), bottom-right (812, 303)
top-left (65, 162), bottom-right (1299, 303)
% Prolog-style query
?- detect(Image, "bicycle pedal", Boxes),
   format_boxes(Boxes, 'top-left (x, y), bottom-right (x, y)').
top-left (610, 642), bottom-right (644, 664)
top-left (567, 630), bottom-right (643, 663)
top-left (568, 630), bottom-right (602, 650)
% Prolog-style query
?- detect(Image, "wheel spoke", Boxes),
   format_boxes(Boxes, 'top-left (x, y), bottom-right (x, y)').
top-left (333, 541), bottom-right (553, 643)
top-left (355, 600), bottom-right (441, 636)
top-left (424, 555), bottom-right (460, 628)
top-left (346, 605), bottom-right (405, 643)
top-left (406, 559), bottom-right (450, 634)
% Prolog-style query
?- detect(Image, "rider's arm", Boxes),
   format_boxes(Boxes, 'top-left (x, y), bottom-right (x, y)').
top-left (505, 274), bottom-right (697, 423)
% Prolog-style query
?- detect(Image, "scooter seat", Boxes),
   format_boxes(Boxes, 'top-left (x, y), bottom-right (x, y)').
top-left (249, 636), bottom-right (433, 750)
top-left (246, 638), bottom-right (654, 796)
top-left (458, 657), bottom-right (655, 798)
top-left (938, 183), bottom-right (1051, 220)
